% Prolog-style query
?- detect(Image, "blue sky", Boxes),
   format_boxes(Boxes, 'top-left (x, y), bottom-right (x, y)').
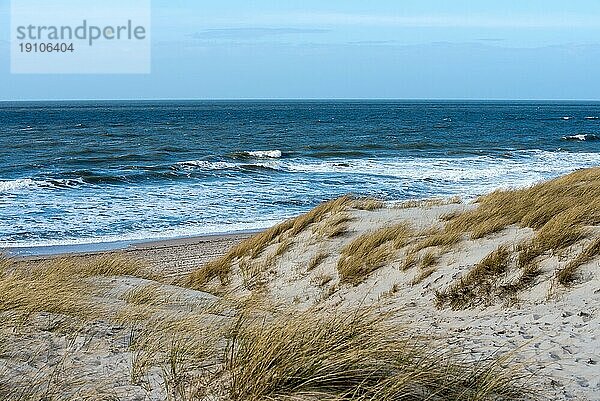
top-left (1, 0), bottom-right (600, 100)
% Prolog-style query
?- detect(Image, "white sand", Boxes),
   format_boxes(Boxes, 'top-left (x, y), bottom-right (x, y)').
top-left (2, 202), bottom-right (599, 400)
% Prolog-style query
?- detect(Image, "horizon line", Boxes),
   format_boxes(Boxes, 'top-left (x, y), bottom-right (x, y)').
top-left (2, 97), bottom-right (600, 103)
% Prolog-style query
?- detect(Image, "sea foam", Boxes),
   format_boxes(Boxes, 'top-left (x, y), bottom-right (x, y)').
top-left (239, 150), bottom-right (283, 158)
top-left (562, 134), bottom-right (599, 141)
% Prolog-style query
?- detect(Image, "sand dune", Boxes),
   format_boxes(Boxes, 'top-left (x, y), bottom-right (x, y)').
top-left (1, 168), bottom-right (600, 400)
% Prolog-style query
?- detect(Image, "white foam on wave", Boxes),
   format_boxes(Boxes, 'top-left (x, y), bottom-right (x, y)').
top-left (585, 116), bottom-right (599, 120)
top-left (246, 150), bottom-right (282, 158)
top-left (176, 160), bottom-right (238, 170)
top-left (178, 150), bottom-right (600, 185)
top-left (0, 178), bottom-right (84, 193)
top-left (0, 219), bottom-right (284, 250)
top-left (562, 134), bottom-right (599, 141)
top-left (279, 150), bottom-right (600, 184)
top-left (561, 116), bottom-right (573, 120)
top-left (0, 178), bottom-right (37, 192)
top-left (2, 149), bottom-right (600, 251)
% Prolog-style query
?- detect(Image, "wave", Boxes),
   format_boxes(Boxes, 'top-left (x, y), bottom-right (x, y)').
top-left (175, 160), bottom-right (238, 171)
top-left (585, 117), bottom-right (599, 120)
top-left (230, 150), bottom-right (283, 159)
top-left (0, 178), bottom-right (37, 192)
top-left (0, 220), bottom-right (282, 251)
top-left (175, 159), bottom-right (283, 174)
top-left (4, 150), bottom-right (600, 196)
top-left (561, 117), bottom-right (573, 120)
top-left (3, 149), bottom-right (600, 250)
top-left (562, 134), bottom-right (600, 141)
top-left (0, 178), bottom-right (84, 193)
top-left (278, 150), bottom-right (600, 182)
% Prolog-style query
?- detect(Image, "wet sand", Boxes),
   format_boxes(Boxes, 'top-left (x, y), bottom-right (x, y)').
top-left (9, 232), bottom-right (254, 279)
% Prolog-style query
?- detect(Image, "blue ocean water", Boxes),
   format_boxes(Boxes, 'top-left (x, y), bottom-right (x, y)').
top-left (1, 100), bottom-right (600, 250)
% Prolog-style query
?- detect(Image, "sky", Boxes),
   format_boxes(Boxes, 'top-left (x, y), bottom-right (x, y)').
top-left (1, 0), bottom-right (600, 100)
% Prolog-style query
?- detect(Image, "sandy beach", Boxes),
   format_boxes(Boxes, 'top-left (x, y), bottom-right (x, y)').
top-left (1, 168), bottom-right (600, 400)
top-left (10, 232), bottom-right (255, 281)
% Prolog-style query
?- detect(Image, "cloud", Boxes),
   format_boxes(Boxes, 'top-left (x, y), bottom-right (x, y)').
top-left (222, 13), bottom-right (600, 29)
top-left (191, 27), bottom-right (330, 40)
top-left (346, 40), bottom-right (401, 46)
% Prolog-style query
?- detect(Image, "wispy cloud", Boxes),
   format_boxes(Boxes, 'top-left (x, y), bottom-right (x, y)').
top-left (220, 13), bottom-right (600, 29)
top-left (191, 27), bottom-right (330, 40)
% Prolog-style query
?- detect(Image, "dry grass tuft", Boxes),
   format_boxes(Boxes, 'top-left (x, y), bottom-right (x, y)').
top-left (224, 308), bottom-right (533, 401)
top-left (439, 210), bottom-right (463, 221)
top-left (124, 283), bottom-right (169, 306)
top-left (313, 271), bottom-right (334, 287)
top-left (314, 212), bottom-right (353, 238)
top-left (401, 250), bottom-right (420, 271)
top-left (353, 197), bottom-right (385, 211)
top-left (288, 195), bottom-right (353, 237)
top-left (337, 223), bottom-right (413, 285)
top-left (184, 196), bottom-right (352, 290)
top-left (436, 246), bottom-right (511, 309)
top-left (0, 255), bottom-right (147, 321)
top-left (556, 238), bottom-right (600, 286)
top-left (308, 251), bottom-right (329, 271)
top-left (444, 168), bottom-right (600, 242)
top-left (411, 267), bottom-right (437, 285)
top-left (414, 231), bottom-right (462, 252)
top-left (396, 196), bottom-right (462, 209)
top-left (420, 251), bottom-right (439, 268)
top-left (36, 254), bottom-right (154, 280)
top-left (239, 258), bottom-right (270, 291)
top-left (275, 238), bottom-right (293, 257)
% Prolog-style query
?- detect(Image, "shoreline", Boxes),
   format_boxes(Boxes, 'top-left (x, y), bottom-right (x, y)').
top-left (1, 229), bottom-right (262, 259)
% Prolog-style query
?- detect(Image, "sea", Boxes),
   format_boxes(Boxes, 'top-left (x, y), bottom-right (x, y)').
top-left (1, 100), bottom-right (600, 254)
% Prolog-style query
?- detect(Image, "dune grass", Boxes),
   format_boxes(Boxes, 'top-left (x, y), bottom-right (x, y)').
top-left (353, 197), bottom-right (385, 211)
top-left (184, 196), bottom-right (352, 290)
top-left (401, 251), bottom-right (420, 271)
top-left (34, 253), bottom-right (154, 280)
top-left (275, 238), bottom-right (293, 256)
top-left (411, 267), bottom-right (437, 285)
top-left (0, 255), bottom-right (148, 321)
top-left (1, 250), bottom-right (539, 400)
top-left (436, 246), bottom-right (511, 309)
top-left (337, 223), bottom-right (413, 285)
top-left (556, 237), bottom-right (600, 286)
top-left (396, 196), bottom-right (462, 209)
top-left (421, 251), bottom-right (439, 268)
top-left (224, 308), bottom-right (533, 401)
top-left (308, 251), bottom-right (329, 271)
top-left (414, 230), bottom-right (462, 252)
top-left (444, 167), bottom-right (600, 244)
top-left (314, 212), bottom-right (353, 238)
top-left (124, 283), bottom-right (170, 306)
top-left (431, 168), bottom-right (600, 289)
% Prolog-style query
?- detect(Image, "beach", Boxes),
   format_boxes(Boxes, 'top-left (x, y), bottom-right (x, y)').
top-left (2, 168), bottom-right (600, 400)
top-left (9, 232), bottom-right (255, 280)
